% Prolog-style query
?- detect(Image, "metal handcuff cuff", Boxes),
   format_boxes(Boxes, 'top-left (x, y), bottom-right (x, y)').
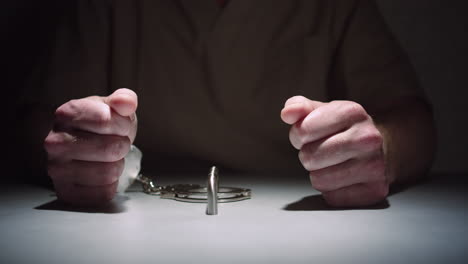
top-left (120, 146), bottom-right (251, 215)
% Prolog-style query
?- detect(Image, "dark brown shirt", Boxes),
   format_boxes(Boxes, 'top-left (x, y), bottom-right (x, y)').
top-left (25, 0), bottom-right (424, 173)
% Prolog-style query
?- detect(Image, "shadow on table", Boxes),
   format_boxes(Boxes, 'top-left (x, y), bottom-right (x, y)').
top-left (34, 195), bottom-right (129, 214)
top-left (282, 175), bottom-right (441, 211)
top-left (283, 194), bottom-right (390, 211)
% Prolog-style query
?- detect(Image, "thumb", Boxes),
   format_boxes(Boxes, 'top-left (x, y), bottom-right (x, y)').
top-left (280, 96), bottom-right (324, 125)
top-left (104, 88), bottom-right (138, 116)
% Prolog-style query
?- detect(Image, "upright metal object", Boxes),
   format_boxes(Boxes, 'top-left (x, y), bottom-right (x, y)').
top-left (206, 166), bottom-right (219, 215)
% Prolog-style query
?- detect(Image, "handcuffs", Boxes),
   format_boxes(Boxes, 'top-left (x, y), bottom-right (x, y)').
top-left (120, 146), bottom-right (252, 215)
top-left (135, 166), bottom-right (252, 215)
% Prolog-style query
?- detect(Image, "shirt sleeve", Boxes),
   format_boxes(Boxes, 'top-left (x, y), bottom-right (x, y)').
top-left (329, 0), bottom-right (428, 113)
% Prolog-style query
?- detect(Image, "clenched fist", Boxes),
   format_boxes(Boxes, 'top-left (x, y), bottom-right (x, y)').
top-left (281, 96), bottom-right (389, 207)
top-left (44, 88), bottom-right (138, 206)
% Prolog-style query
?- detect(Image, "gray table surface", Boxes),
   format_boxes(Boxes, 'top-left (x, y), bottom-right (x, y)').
top-left (1, 173), bottom-right (467, 264)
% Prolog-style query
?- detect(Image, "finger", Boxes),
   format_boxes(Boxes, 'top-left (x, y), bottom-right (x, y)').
top-left (309, 156), bottom-right (386, 193)
top-left (104, 88), bottom-right (138, 117)
top-left (289, 101), bottom-right (368, 149)
top-left (97, 88), bottom-right (138, 142)
top-left (48, 159), bottom-right (124, 187)
top-left (54, 98), bottom-right (136, 138)
top-left (297, 124), bottom-right (383, 170)
top-left (322, 181), bottom-right (389, 207)
top-left (298, 132), bottom-right (355, 171)
top-left (281, 96), bottom-right (324, 125)
top-left (44, 130), bottom-right (131, 162)
top-left (53, 180), bottom-right (118, 206)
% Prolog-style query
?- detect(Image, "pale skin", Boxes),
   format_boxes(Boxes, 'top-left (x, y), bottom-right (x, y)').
top-left (281, 97), bottom-right (388, 207)
top-left (281, 96), bottom-right (435, 207)
top-left (44, 89), bottom-right (138, 206)
top-left (44, 89), bottom-right (435, 207)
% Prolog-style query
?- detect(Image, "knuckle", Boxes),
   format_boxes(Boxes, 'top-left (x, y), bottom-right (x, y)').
top-left (104, 136), bottom-right (131, 161)
top-left (54, 102), bottom-right (71, 118)
top-left (99, 163), bottom-right (114, 180)
top-left (100, 160), bottom-right (124, 185)
top-left (298, 149), bottom-right (315, 171)
top-left (43, 133), bottom-right (66, 156)
top-left (300, 143), bottom-right (323, 171)
top-left (356, 128), bottom-right (383, 151)
top-left (340, 102), bottom-right (367, 122)
top-left (298, 118), bottom-right (314, 136)
top-left (309, 173), bottom-right (331, 192)
top-left (55, 100), bottom-right (80, 120)
top-left (43, 135), bottom-right (57, 154)
top-left (289, 127), bottom-right (303, 149)
top-left (327, 137), bottom-right (345, 154)
top-left (94, 111), bottom-right (112, 131)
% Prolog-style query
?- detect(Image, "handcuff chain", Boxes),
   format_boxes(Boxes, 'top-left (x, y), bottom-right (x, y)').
top-left (134, 173), bottom-right (252, 203)
top-left (136, 174), bottom-right (162, 195)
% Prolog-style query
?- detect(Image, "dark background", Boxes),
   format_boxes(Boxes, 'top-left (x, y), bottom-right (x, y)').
top-left (376, 0), bottom-right (468, 173)
top-left (2, 0), bottom-right (468, 173)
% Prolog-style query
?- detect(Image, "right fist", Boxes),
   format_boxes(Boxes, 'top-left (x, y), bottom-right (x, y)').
top-left (44, 88), bottom-right (138, 206)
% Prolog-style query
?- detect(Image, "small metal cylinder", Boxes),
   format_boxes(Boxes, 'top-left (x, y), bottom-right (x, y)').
top-left (206, 166), bottom-right (219, 215)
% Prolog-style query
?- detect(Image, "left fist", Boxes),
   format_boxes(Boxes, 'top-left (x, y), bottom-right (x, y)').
top-left (281, 96), bottom-right (389, 207)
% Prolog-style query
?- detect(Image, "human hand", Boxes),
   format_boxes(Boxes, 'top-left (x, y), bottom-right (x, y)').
top-left (44, 88), bottom-right (138, 206)
top-left (281, 96), bottom-right (389, 207)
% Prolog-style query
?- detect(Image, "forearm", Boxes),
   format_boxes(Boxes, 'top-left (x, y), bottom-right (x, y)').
top-left (374, 99), bottom-right (436, 185)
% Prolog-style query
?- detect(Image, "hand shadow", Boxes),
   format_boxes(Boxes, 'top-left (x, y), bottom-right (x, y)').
top-left (283, 174), bottom-right (441, 211)
top-left (34, 194), bottom-right (129, 214)
top-left (283, 194), bottom-right (390, 211)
